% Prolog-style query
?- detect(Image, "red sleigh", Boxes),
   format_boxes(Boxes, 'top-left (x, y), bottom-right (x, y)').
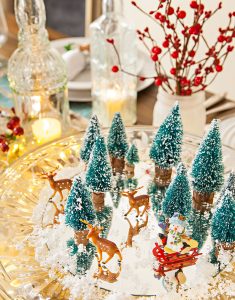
top-left (153, 243), bottom-right (202, 278)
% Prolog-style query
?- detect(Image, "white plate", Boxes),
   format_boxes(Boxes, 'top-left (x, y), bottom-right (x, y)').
top-left (51, 37), bottom-right (154, 101)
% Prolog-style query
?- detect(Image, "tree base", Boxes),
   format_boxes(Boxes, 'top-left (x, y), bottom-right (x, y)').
top-left (221, 242), bottom-right (235, 251)
top-left (111, 156), bottom-right (125, 174)
top-left (92, 192), bottom-right (105, 212)
top-left (125, 163), bottom-right (135, 179)
top-left (74, 230), bottom-right (89, 246)
top-left (193, 191), bottom-right (214, 212)
top-left (155, 164), bottom-right (172, 187)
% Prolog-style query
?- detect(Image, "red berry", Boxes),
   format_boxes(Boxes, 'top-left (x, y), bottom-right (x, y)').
top-left (139, 76), bottom-right (146, 81)
top-left (152, 46), bottom-right (162, 55)
top-left (218, 35), bottom-right (225, 43)
top-left (106, 39), bottom-right (114, 44)
top-left (154, 77), bottom-right (163, 86)
top-left (185, 89), bottom-right (192, 96)
top-left (151, 54), bottom-right (159, 61)
top-left (155, 12), bottom-right (162, 20)
top-left (189, 24), bottom-right (201, 35)
top-left (159, 15), bottom-right (166, 23)
top-left (188, 50), bottom-right (196, 57)
top-left (131, 1), bottom-right (137, 6)
top-left (190, 1), bottom-right (198, 9)
top-left (112, 65), bottom-right (119, 73)
top-left (227, 45), bottom-right (234, 52)
top-left (171, 51), bottom-right (179, 59)
top-left (7, 116), bottom-right (20, 130)
top-left (13, 126), bottom-right (24, 136)
top-left (162, 40), bottom-right (169, 48)
top-left (170, 68), bottom-right (176, 75)
top-left (194, 76), bottom-right (203, 86)
top-left (215, 65), bottom-right (223, 72)
top-left (226, 36), bottom-right (232, 43)
top-left (178, 11), bottom-right (186, 19)
top-left (167, 7), bottom-right (174, 15)
top-left (0, 142), bottom-right (9, 152)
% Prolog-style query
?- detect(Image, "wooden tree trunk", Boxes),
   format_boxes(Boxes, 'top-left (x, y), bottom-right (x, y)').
top-left (110, 156), bottom-right (125, 174)
top-left (193, 191), bottom-right (214, 212)
top-left (125, 163), bottom-right (135, 179)
top-left (92, 192), bottom-right (105, 212)
top-left (155, 164), bottom-right (172, 187)
top-left (74, 229), bottom-right (89, 246)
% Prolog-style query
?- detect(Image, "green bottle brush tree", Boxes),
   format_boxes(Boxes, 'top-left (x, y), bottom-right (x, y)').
top-left (150, 103), bottom-right (183, 187)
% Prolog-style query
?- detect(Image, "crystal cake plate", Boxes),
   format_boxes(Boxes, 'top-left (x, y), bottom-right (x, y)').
top-left (0, 127), bottom-right (234, 300)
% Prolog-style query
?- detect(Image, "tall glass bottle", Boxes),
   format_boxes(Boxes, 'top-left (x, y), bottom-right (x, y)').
top-left (8, 0), bottom-right (69, 143)
top-left (90, 0), bottom-right (137, 126)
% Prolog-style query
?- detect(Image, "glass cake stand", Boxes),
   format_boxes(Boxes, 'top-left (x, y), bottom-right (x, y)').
top-left (0, 127), bottom-right (234, 300)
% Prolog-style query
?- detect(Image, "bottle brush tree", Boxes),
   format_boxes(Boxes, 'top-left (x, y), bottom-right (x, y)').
top-left (191, 119), bottom-right (224, 212)
top-left (65, 176), bottom-right (96, 246)
top-left (125, 144), bottom-right (139, 178)
top-left (107, 112), bottom-right (128, 174)
top-left (149, 103), bottom-right (183, 187)
top-left (211, 190), bottom-right (235, 249)
top-left (80, 115), bottom-right (100, 164)
top-left (218, 171), bottom-right (235, 205)
top-left (162, 163), bottom-right (192, 218)
top-left (86, 135), bottom-right (112, 212)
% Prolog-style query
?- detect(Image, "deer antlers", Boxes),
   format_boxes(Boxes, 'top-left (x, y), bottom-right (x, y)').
top-left (122, 186), bottom-right (144, 196)
top-left (39, 165), bottom-right (59, 178)
top-left (80, 219), bottom-right (104, 231)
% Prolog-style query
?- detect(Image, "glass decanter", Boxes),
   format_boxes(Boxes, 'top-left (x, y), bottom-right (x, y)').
top-left (90, 0), bottom-right (137, 126)
top-left (7, 0), bottom-right (69, 144)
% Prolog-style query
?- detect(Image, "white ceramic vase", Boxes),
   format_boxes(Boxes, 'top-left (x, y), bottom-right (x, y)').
top-left (153, 88), bottom-right (206, 136)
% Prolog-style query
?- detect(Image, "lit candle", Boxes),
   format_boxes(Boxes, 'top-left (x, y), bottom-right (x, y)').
top-left (32, 118), bottom-right (62, 144)
top-left (103, 89), bottom-right (126, 125)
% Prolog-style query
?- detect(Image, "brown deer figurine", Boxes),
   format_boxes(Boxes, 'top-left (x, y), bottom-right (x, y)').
top-left (81, 220), bottom-right (122, 265)
top-left (124, 214), bottom-right (148, 248)
top-left (122, 187), bottom-right (150, 217)
top-left (94, 261), bottom-right (122, 283)
top-left (40, 166), bottom-right (72, 201)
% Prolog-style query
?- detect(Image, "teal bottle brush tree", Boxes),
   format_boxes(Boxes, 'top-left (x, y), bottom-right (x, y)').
top-left (86, 135), bottom-right (112, 211)
top-left (149, 103), bottom-right (183, 187)
top-left (125, 143), bottom-right (139, 179)
top-left (211, 190), bottom-right (235, 251)
top-left (107, 113), bottom-right (128, 174)
top-left (65, 176), bottom-right (97, 275)
top-left (80, 115), bottom-right (101, 165)
top-left (217, 171), bottom-right (235, 205)
top-left (191, 119), bottom-right (224, 212)
top-left (65, 176), bottom-right (96, 246)
top-left (162, 163), bottom-right (192, 218)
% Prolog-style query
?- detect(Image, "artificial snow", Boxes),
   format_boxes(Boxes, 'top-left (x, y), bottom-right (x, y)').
top-left (30, 162), bottom-right (234, 299)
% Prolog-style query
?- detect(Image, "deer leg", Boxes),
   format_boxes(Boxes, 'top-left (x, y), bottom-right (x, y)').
top-left (140, 205), bottom-right (148, 217)
top-left (96, 248), bottom-right (102, 263)
top-left (49, 190), bottom-right (57, 200)
top-left (117, 251), bottom-right (122, 262)
top-left (103, 253), bottom-right (115, 265)
top-left (136, 206), bottom-right (140, 218)
top-left (58, 190), bottom-right (64, 201)
top-left (124, 206), bottom-right (133, 217)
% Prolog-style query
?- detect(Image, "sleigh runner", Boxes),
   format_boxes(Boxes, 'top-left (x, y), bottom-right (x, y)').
top-left (153, 243), bottom-right (201, 278)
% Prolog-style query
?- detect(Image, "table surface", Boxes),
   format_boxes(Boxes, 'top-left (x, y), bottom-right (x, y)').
top-left (1, 13), bottom-right (235, 126)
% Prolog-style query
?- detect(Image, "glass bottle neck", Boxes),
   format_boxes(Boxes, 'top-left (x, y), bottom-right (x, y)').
top-left (102, 0), bottom-right (123, 16)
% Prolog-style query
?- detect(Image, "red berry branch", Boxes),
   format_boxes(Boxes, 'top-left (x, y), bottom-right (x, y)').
top-left (0, 107), bottom-right (24, 153)
top-left (108, 1), bottom-right (235, 96)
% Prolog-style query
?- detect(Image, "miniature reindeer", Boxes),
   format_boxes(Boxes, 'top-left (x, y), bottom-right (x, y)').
top-left (122, 187), bottom-right (150, 217)
top-left (94, 261), bottom-right (122, 283)
top-left (81, 220), bottom-right (122, 265)
top-left (40, 166), bottom-right (72, 201)
top-left (124, 214), bottom-right (148, 248)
